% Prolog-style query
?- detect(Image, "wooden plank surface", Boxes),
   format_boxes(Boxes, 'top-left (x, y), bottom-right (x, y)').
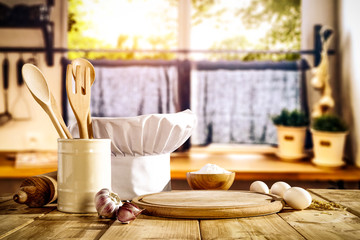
top-left (0, 200), bottom-right (56, 239)
top-left (100, 215), bottom-right (200, 240)
top-left (279, 209), bottom-right (360, 240)
top-left (1, 190), bottom-right (360, 239)
top-left (200, 214), bottom-right (305, 240)
top-left (309, 189), bottom-right (360, 217)
top-left (2, 210), bottom-right (114, 240)
top-left (278, 191), bottom-right (360, 240)
top-left (0, 194), bottom-right (12, 203)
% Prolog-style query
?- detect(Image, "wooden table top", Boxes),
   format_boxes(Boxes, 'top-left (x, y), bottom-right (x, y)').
top-left (1, 189), bottom-right (360, 239)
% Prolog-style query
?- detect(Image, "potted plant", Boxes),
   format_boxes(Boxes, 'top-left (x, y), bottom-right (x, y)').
top-left (272, 109), bottom-right (309, 161)
top-left (311, 114), bottom-right (348, 167)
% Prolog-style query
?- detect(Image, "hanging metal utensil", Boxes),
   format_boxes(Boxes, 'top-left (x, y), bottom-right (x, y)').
top-left (12, 55), bottom-right (31, 121)
top-left (0, 54), bottom-right (12, 126)
top-left (27, 52), bottom-right (38, 66)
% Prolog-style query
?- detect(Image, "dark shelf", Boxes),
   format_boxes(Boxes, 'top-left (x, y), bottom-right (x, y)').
top-left (0, 22), bottom-right (46, 28)
top-left (0, 0), bottom-right (54, 66)
top-left (0, 21), bottom-right (54, 66)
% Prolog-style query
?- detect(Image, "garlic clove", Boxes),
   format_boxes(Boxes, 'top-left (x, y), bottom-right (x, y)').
top-left (117, 207), bottom-right (137, 224)
top-left (122, 202), bottom-right (144, 217)
top-left (116, 202), bottom-right (143, 224)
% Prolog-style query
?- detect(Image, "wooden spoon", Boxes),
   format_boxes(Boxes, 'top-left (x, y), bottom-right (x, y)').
top-left (21, 64), bottom-right (70, 139)
top-left (71, 58), bottom-right (95, 138)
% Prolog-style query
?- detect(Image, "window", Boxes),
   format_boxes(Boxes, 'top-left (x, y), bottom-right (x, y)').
top-left (68, 0), bottom-right (178, 60)
top-left (66, 0), bottom-right (303, 147)
top-left (68, 0), bottom-right (301, 60)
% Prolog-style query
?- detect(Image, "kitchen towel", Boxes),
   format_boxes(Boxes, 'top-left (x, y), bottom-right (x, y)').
top-left (69, 109), bottom-right (197, 199)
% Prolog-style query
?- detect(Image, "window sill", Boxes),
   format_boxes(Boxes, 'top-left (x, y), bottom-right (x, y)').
top-left (170, 146), bottom-right (360, 181)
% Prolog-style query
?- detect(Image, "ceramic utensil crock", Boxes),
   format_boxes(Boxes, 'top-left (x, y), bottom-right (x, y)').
top-left (57, 139), bottom-right (111, 213)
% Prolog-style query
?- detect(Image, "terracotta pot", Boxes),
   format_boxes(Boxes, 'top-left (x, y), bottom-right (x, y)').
top-left (276, 126), bottom-right (307, 161)
top-left (311, 129), bottom-right (348, 167)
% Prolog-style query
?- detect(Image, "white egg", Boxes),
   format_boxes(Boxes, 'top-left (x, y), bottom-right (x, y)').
top-left (249, 181), bottom-right (269, 194)
top-left (284, 187), bottom-right (312, 210)
top-left (270, 181), bottom-right (291, 197)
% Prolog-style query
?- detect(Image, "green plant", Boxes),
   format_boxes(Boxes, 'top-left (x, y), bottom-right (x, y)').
top-left (272, 109), bottom-right (309, 127)
top-left (312, 114), bottom-right (348, 132)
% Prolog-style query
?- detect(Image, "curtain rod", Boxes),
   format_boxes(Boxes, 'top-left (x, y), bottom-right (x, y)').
top-left (0, 47), bottom-right (335, 55)
top-left (0, 25), bottom-right (329, 67)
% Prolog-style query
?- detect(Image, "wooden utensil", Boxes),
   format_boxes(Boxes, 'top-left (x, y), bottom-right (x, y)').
top-left (71, 58), bottom-right (95, 85)
top-left (71, 58), bottom-right (95, 138)
top-left (50, 93), bottom-right (73, 139)
top-left (13, 171), bottom-right (57, 207)
top-left (66, 64), bottom-right (91, 139)
top-left (132, 190), bottom-right (284, 219)
top-left (21, 64), bottom-right (68, 139)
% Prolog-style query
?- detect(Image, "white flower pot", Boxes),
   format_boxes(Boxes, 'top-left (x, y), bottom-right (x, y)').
top-left (311, 129), bottom-right (348, 167)
top-left (276, 126), bottom-right (307, 161)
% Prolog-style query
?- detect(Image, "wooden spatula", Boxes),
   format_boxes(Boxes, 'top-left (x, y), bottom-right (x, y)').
top-left (71, 58), bottom-right (95, 139)
top-left (66, 64), bottom-right (91, 139)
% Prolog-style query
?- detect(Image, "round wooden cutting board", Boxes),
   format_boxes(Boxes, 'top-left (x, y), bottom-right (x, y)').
top-left (132, 190), bottom-right (284, 219)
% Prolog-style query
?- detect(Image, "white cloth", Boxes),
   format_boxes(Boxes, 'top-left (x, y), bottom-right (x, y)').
top-left (192, 69), bottom-right (302, 145)
top-left (69, 110), bottom-right (197, 199)
top-left (112, 154), bottom-right (171, 200)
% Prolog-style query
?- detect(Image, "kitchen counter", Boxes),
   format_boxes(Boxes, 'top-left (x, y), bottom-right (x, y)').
top-left (171, 151), bottom-right (360, 181)
top-left (1, 149), bottom-right (360, 182)
top-left (1, 189), bottom-right (360, 239)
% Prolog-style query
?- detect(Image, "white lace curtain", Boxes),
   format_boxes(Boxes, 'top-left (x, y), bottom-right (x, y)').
top-left (191, 68), bottom-right (303, 145)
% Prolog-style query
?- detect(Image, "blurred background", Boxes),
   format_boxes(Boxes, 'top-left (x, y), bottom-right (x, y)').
top-left (0, 0), bottom-right (359, 194)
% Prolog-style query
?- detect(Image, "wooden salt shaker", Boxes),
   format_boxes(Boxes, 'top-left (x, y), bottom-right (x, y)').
top-left (13, 171), bottom-right (57, 207)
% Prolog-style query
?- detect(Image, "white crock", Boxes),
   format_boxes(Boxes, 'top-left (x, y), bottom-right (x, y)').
top-left (311, 129), bottom-right (348, 167)
top-left (276, 126), bottom-right (307, 160)
top-left (57, 139), bottom-right (112, 213)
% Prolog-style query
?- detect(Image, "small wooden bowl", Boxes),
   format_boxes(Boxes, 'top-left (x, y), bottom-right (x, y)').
top-left (186, 172), bottom-right (235, 190)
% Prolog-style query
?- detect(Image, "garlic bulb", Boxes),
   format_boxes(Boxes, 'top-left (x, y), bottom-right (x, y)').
top-left (94, 188), bottom-right (122, 218)
top-left (311, 76), bottom-right (324, 89)
top-left (319, 95), bottom-right (334, 109)
top-left (117, 202), bottom-right (143, 224)
top-left (311, 104), bottom-right (323, 118)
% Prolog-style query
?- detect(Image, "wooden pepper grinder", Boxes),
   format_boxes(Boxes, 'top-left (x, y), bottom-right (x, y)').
top-left (13, 171), bottom-right (57, 207)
